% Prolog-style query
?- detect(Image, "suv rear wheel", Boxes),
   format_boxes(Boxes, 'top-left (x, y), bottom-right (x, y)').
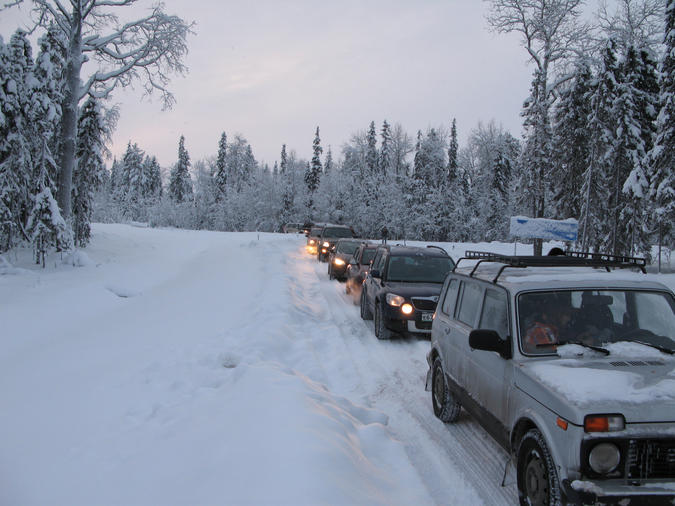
top-left (517, 429), bottom-right (561, 506)
top-left (431, 357), bottom-right (461, 422)
top-left (374, 303), bottom-right (393, 340)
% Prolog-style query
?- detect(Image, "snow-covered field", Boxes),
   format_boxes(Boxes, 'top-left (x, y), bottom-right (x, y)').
top-left (1, 224), bottom-right (673, 505)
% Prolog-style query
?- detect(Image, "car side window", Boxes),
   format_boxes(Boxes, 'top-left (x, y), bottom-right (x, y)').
top-left (457, 281), bottom-right (483, 326)
top-left (479, 289), bottom-right (509, 339)
top-left (371, 251), bottom-right (383, 269)
top-left (441, 279), bottom-right (459, 316)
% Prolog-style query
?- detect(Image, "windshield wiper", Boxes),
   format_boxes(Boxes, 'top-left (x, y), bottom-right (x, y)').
top-left (632, 340), bottom-right (674, 355)
top-left (559, 340), bottom-right (610, 355)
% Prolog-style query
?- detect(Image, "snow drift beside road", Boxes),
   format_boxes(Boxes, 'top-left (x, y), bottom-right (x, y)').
top-left (0, 225), bottom-right (431, 505)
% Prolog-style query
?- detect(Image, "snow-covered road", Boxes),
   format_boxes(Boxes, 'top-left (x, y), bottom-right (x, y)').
top-left (0, 224), bottom-right (511, 504)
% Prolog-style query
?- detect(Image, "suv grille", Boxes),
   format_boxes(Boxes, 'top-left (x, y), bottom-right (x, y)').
top-left (412, 298), bottom-right (437, 311)
top-left (626, 439), bottom-right (675, 480)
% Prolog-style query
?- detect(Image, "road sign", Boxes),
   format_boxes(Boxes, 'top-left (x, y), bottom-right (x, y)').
top-left (509, 216), bottom-right (578, 242)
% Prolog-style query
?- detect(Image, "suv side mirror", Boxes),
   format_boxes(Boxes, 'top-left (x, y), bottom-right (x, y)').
top-left (370, 269), bottom-right (381, 278)
top-left (469, 329), bottom-right (512, 359)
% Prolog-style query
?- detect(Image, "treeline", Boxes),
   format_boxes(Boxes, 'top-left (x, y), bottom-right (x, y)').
top-left (2, 0), bottom-right (674, 263)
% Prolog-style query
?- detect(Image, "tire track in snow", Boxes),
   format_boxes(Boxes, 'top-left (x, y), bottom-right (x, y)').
top-left (287, 246), bottom-right (517, 505)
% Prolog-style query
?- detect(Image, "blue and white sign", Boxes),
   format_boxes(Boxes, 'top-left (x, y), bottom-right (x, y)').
top-left (509, 216), bottom-right (578, 242)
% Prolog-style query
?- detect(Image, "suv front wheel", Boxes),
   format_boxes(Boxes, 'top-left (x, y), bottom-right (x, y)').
top-left (374, 303), bottom-right (393, 340)
top-left (431, 357), bottom-right (461, 422)
top-left (517, 429), bottom-right (561, 506)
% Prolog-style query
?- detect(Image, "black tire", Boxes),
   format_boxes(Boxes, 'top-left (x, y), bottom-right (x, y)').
top-left (375, 303), bottom-right (393, 340)
top-left (360, 289), bottom-right (373, 320)
top-left (431, 357), bottom-right (461, 422)
top-left (517, 429), bottom-right (562, 506)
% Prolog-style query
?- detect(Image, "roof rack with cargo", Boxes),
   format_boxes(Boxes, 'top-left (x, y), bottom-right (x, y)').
top-left (453, 250), bottom-right (647, 283)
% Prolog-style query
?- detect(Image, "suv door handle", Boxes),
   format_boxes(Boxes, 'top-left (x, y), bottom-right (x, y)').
top-left (444, 327), bottom-right (451, 335)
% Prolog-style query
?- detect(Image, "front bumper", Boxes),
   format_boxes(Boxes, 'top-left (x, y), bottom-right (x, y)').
top-left (562, 479), bottom-right (675, 505)
top-left (381, 304), bottom-right (433, 335)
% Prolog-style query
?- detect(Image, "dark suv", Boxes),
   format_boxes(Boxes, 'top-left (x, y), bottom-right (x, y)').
top-left (345, 243), bottom-right (378, 299)
top-left (317, 225), bottom-right (356, 262)
top-left (306, 224), bottom-right (327, 255)
top-left (328, 239), bottom-right (366, 281)
top-left (360, 245), bottom-right (455, 339)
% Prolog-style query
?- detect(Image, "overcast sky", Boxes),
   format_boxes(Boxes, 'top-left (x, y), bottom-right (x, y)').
top-left (2, 1), bottom-right (555, 169)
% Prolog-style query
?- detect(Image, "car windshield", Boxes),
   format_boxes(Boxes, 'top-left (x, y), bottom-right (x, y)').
top-left (361, 248), bottom-right (376, 265)
top-left (322, 227), bottom-right (353, 239)
top-left (387, 255), bottom-right (455, 283)
top-left (310, 228), bottom-right (322, 236)
top-left (337, 242), bottom-right (360, 255)
top-left (518, 289), bottom-right (675, 356)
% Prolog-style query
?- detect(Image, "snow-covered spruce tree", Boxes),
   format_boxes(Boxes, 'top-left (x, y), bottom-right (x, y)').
top-left (580, 42), bottom-right (619, 252)
top-left (550, 59), bottom-right (592, 221)
top-left (73, 97), bottom-right (106, 246)
top-left (304, 128), bottom-right (322, 218)
top-left (650, 0), bottom-right (675, 250)
top-left (215, 132), bottom-right (227, 199)
top-left (0, 30), bottom-right (34, 251)
top-left (324, 146), bottom-right (333, 176)
top-left (379, 120), bottom-right (392, 174)
top-left (366, 121), bottom-right (377, 174)
top-left (6, 0), bottom-right (193, 224)
top-left (615, 46), bottom-right (659, 256)
top-left (168, 135), bottom-right (193, 203)
top-left (118, 141), bottom-right (145, 216)
top-left (143, 155), bottom-right (162, 202)
top-left (447, 118), bottom-right (458, 183)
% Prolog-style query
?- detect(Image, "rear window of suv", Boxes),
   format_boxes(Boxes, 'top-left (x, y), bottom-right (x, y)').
top-left (322, 227), bottom-right (353, 238)
top-left (387, 255), bottom-right (454, 283)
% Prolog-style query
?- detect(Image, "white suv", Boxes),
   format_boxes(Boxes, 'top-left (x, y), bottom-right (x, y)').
top-left (427, 251), bottom-right (675, 505)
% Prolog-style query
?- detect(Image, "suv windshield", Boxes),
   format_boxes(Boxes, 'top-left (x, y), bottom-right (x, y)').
top-left (518, 289), bottom-right (675, 355)
top-left (322, 227), bottom-right (353, 239)
top-left (387, 255), bottom-right (455, 283)
top-left (337, 242), bottom-right (360, 255)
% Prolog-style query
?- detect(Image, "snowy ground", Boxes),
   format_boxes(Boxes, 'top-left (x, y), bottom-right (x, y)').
top-left (1, 224), bottom-right (673, 505)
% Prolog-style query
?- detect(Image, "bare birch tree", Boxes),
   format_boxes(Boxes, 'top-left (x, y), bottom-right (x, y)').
top-left (6, 0), bottom-right (193, 223)
top-left (486, 0), bottom-right (589, 254)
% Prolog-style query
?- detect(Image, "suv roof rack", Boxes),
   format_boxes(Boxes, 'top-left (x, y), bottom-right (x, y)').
top-left (454, 250), bottom-right (647, 283)
top-left (426, 245), bottom-right (449, 256)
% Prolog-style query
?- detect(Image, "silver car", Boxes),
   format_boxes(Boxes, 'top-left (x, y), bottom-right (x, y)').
top-left (427, 251), bottom-right (675, 505)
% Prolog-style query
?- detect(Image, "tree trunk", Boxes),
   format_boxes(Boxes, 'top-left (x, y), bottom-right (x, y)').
top-left (56, 9), bottom-right (83, 221)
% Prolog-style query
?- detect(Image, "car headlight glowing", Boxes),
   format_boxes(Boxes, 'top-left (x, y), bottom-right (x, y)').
top-left (323, 241), bottom-right (330, 247)
top-left (334, 258), bottom-right (346, 266)
top-left (589, 443), bottom-right (621, 474)
top-left (401, 303), bottom-right (413, 315)
top-left (386, 293), bottom-right (405, 306)
top-left (309, 239), bottom-right (315, 244)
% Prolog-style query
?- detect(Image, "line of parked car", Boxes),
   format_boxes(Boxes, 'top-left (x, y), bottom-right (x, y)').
top-left (294, 223), bottom-right (675, 505)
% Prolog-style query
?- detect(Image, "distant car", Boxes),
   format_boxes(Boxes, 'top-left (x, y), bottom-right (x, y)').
top-left (427, 250), bottom-right (675, 505)
top-left (306, 224), bottom-right (328, 255)
top-left (345, 243), bottom-right (378, 299)
top-left (316, 225), bottom-right (356, 262)
top-left (360, 244), bottom-right (455, 339)
top-left (328, 239), bottom-right (367, 281)
top-left (301, 222), bottom-right (313, 236)
top-left (282, 223), bottom-right (302, 233)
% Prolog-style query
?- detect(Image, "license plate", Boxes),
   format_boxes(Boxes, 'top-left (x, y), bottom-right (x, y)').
top-left (421, 312), bottom-right (433, 322)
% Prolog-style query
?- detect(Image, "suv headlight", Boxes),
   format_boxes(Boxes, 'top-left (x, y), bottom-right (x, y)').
top-left (323, 241), bottom-right (330, 247)
top-left (334, 258), bottom-right (345, 266)
top-left (386, 293), bottom-right (405, 306)
top-left (589, 443), bottom-right (621, 474)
